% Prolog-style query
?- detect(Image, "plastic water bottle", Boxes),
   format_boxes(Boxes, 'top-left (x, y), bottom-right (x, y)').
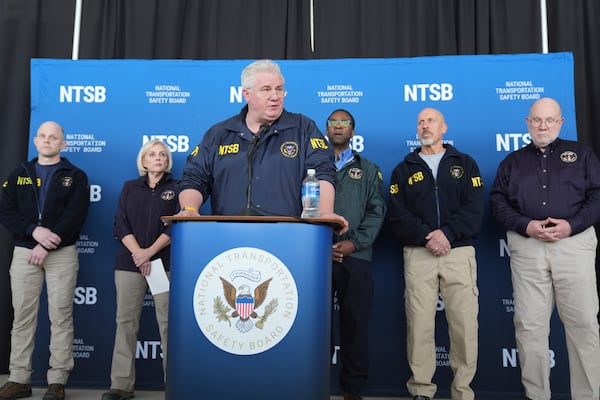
top-left (301, 168), bottom-right (320, 218)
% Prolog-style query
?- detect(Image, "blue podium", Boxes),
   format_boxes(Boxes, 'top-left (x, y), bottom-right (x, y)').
top-left (162, 216), bottom-right (336, 400)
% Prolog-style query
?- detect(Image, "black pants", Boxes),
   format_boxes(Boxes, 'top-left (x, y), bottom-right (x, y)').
top-left (332, 256), bottom-right (374, 395)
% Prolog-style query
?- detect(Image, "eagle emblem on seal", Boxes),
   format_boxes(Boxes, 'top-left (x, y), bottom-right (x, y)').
top-left (218, 277), bottom-right (274, 332)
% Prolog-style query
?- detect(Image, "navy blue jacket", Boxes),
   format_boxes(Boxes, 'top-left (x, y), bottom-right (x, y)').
top-left (113, 173), bottom-right (178, 272)
top-left (490, 138), bottom-right (600, 236)
top-left (178, 106), bottom-right (336, 216)
top-left (388, 145), bottom-right (485, 247)
top-left (0, 157), bottom-right (89, 249)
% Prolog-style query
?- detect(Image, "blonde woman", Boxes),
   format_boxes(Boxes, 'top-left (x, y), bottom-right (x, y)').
top-left (102, 140), bottom-right (178, 400)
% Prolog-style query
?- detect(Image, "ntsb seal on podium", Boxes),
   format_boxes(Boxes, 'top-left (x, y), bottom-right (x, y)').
top-left (192, 247), bottom-right (299, 355)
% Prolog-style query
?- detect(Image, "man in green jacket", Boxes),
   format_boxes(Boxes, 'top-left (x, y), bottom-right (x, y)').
top-left (326, 109), bottom-right (386, 400)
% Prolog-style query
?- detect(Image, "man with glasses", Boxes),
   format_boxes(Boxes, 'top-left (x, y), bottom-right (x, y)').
top-left (388, 107), bottom-right (484, 400)
top-left (177, 59), bottom-right (348, 233)
top-left (326, 109), bottom-right (386, 400)
top-left (490, 97), bottom-right (600, 400)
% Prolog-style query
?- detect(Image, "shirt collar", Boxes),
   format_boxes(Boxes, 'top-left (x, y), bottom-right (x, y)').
top-left (531, 138), bottom-right (560, 154)
top-left (335, 148), bottom-right (354, 170)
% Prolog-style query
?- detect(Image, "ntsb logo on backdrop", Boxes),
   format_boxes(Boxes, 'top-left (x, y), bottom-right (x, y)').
top-left (143, 134), bottom-right (190, 153)
top-left (404, 83), bottom-right (453, 102)
top-left (59, 85), bottom-right (106, 103)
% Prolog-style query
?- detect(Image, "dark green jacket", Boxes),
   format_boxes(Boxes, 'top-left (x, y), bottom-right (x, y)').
top-left (334, 152), bottom-right (386, 261)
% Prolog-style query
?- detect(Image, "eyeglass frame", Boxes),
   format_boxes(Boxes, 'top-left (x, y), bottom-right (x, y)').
top-left (527, 116), bottom-right (563, 127)
top-left (327, 119), bottom-right (353, 127)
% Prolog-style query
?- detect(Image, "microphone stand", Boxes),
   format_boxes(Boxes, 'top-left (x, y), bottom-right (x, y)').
top-left (239, 124), bottom-right (270, 216)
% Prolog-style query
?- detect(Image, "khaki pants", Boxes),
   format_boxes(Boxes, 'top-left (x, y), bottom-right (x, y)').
top-left (508, 227), bottom-right (600, 400)
top-left (9, 245), bottom-right (79, 385)
top-left (403, 246), bottom-right (479, 400)
top-left (109, 269), bottom-right (169, 392)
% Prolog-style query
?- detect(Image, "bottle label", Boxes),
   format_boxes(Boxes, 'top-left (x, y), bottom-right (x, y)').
top-left (302, 183), bottom-right (319, 199)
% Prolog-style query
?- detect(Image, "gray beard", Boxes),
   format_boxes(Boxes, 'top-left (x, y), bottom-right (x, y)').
top-left (420, 138), bottom-right (435, 146)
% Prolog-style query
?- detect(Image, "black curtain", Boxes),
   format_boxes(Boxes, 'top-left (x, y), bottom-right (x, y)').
top-left (548, 0), bottom-right (600, 149)
top-left (313, 0), bottom-right (542, 57)
top-left (77, 0), bottom-right (312, 60)
top-left (1, 0), bottom-right (599, 374)
top-left (0, 0), bottom-right (77, 373)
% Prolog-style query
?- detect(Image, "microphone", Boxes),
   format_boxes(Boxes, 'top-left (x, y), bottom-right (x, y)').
top-left (258, 123), bottom-right (270, 135)
top-left (248, 124), bottom-right (269, 157)
top-left (239, 124), bottom-right (270, 216)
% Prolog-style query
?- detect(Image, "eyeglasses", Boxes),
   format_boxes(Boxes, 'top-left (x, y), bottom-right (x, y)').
top-left (528, 117), bottom-right (562, 127)
top-left (255, 87), bottom-right (287, 98)
top-left (327, 119), bottom-right (352, 127)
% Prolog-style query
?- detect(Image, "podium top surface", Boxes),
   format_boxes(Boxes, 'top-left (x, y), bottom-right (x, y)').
top-left (161, 215), bottom-right (343, 228)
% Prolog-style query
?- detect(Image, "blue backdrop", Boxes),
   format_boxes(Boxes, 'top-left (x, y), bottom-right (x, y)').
top-left (28, 53), bottom-right (576, 398)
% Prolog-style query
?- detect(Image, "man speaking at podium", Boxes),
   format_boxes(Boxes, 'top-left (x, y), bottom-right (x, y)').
top-left (177, 59), bottom-right (348, 232)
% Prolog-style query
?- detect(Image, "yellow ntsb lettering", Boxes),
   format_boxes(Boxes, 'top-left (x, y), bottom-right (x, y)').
top-left (389, 183), bottom-right (399, 195)
top-left (190, 145), bottom-right (199, 157)
top-left (310, 138), bottom-right (328, 150)
top-left (408, 171), bottom-right (424, 185)
top-left (16, 176), bottom-right (33, 186)
top-left (218, 143), bottom-right (240, 155)
top-left (471, 176), bottom-right (484, 188)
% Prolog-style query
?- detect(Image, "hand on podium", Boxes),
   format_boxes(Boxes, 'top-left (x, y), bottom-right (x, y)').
top-left (319, 212), bottom-right (349, 235)
top-left (177, 207), bottom-right (200, 217)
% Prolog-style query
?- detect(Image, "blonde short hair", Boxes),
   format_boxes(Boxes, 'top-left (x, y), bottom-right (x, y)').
top-left (136, 139), bottom-right (173, 176)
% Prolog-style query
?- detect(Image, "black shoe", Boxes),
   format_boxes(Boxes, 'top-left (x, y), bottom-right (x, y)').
top-left (413, 396), bottom-right (432, 400)
top-left (0, 381), bottom-right (32, 399)
top-left (101, 389), bottom-right (135, 400)
top-left (42, 384), bottom-right (65, 400)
